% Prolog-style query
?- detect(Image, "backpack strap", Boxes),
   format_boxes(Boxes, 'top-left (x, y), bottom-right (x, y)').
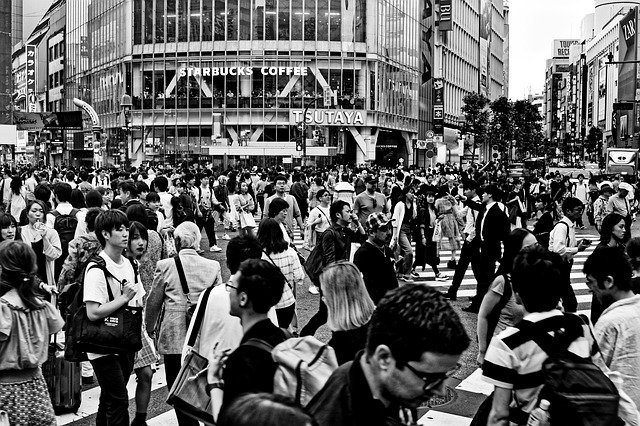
top-left (553, 220), bottom-right (571, 246)
top-left (174, 255), bottom-right (191, 303)
top-left (243, 338), bottom-right (274, 354)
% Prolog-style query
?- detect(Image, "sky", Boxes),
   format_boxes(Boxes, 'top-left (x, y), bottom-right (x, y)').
top-left (23, 0), bottom-right (54, 41)
top-left (509, 0), bottom-right (595, 100)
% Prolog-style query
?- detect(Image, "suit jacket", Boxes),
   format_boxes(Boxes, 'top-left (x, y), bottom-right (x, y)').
top-left (466, 199), bottom-right (509, 260)
top-left (145, 249), bottom-right (223, 354)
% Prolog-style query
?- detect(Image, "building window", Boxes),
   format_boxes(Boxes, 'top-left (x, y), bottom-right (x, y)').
top-left (178, 0), bottom-right (188, 42)
top-left (214, 0), bottom-right (225, 40)
top-left (156, 0), bottom-right (165, 43)
top-left (253, 0), bottom-right (264, 40)
top-left (203, 0), bottom-right (212, 41)
top-left (167, 0), bottom-right (176, 42)
top-left (291, 1), bottom-right (302, 40)
top-left (277, 0), bottom-right (288, 40)
top-left (329, 0), bottom-right (340, 41)
top-left (317, 0), bottom-right (328, 41)
top-left (227, 0), bottom-right (238, 40)
top-left (190, 0), bottom-right (201, 41)
top-left (239, 0), bottom-right (250, 40)
top-left (304, 0), bottom-right (315, 41)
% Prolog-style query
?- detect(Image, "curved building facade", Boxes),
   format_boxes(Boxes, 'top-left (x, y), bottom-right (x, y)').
top-left (65, 0), bottom-right (422, 167)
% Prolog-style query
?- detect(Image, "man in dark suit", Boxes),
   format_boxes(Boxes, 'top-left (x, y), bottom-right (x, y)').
top-left (459, 184), bottom-right (510, 313)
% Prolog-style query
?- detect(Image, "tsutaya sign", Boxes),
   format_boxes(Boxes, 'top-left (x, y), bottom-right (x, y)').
top-left (179, 66), bottom-right (308, 77)
top-left (291, 109), bottom-right (366, 126)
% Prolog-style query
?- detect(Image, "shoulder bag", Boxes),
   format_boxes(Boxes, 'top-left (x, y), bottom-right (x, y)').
top-left (174, 255), bottom-right (197, 326)
top-left (166, 285), bottom-right (216, 425)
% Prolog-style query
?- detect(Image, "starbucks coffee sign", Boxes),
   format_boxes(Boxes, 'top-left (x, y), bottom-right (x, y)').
top-left (291, 109), bottom-right (366, 126)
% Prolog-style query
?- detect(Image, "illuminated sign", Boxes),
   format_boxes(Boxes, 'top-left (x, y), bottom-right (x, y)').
top-left (179, 66), bottom-right (308, 77)
top-left (26, 45), bottom-right (37, 112)
top-left (291, 109), bottom-right (365, 126)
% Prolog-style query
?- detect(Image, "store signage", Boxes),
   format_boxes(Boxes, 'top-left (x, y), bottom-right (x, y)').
top-left (433, 78), bottom-right (444, 133)
top-left (553, 39), bottom-right (579, 59)
top-left (291, 109), bottom-right (365, 126)
top-left (439, 0), bottom-right (452, 31)
top-left (100, 72), bottom-right (123, 88)
top-left (26, 45), bottom-right (36, 112)
top-left (179, 66), bottom-right (308, 77)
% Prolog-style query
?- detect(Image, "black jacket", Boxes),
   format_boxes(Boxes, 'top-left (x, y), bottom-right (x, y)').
top-left (353, 241), bottom-right (398, 304)
top-left (466, 199), bottom-right (510, 260)
top-left (321, 223), bottom-right (364, 266)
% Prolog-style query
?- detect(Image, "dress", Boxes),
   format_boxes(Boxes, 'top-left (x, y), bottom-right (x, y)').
top-left (435, 195), bottom-right (460, 249)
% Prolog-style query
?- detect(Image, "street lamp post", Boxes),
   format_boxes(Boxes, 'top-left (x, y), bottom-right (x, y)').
top-left (120, 94), bottom-right (132, 168)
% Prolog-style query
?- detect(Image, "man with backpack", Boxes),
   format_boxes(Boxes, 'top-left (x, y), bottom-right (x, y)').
top-left (46, 183), bottom-right (80, 281)
top-left (216, 259), bottom-right (286, 414)
top-left (480, 246), bottom-right (637, 425)
top-left (548, 197), bottom-right (591, 313)
top-left (308, 285), bottom-right (469, 425)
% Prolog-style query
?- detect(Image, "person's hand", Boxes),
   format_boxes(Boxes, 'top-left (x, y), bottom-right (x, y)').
top-left (35, 221), bottom-right (47, 237)
top-left (422, 237), bottom-right (427, 246)
top-left (477, 351), bottom-right (485, 366)
top-left (207, 344), bottom-right (230, 386)
top-left (578, 239), bottom-right (591, 251)
top-left (122, 280), bottom-right (137, 301)
top-left (39, 282), bottom-right (58, 295)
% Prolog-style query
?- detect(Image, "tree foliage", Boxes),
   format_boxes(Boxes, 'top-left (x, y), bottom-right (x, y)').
top-left (461, 93), bottom-right (490, 163)
top-left (512, 99), bottom-right (544, 159)
top-left (584, 126), bottom-right (603, 158)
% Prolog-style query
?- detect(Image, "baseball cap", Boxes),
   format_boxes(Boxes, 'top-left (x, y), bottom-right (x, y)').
top-left (600, 184), bottom-right (614, 194)
top-left (366, 212), bottom-right (394, 231)
top-left (619, 182), bottom-right (633, 192)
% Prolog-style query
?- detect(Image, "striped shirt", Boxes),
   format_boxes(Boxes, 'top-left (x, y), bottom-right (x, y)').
top-left (482, 310), bottom-right (594, 413)
top-left (261, 247), bottom-right (305, 310)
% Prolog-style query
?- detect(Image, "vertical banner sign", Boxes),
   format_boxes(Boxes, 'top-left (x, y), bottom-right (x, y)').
top-left (619, 7), bottom-right (637, 144)
top-left (26, 45), bottom-right (37, 113)
top-left (433, 78), bottom-right (444, 134)
top-left (479, 0), bottom-right (491, 96)
top-left (418, 0), bottom-right (434, 144)
top-left (439, 0), bottom-right (452, 31)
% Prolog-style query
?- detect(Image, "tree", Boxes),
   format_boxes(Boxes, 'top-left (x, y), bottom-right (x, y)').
top-left (584, 126), bottom-right (603, 161)
top-left (512, 99), bottom-right (544, 160)
top-left (488, 97), bottom-right (515, 162)
top-left (461, 93), bottom-right (490, 163)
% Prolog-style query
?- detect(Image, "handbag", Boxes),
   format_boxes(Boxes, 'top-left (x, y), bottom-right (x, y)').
top-left (240, 210), bottom-right (256, 228)
top-left (166, 285), bottom-right (216, 425)
top-left (174, 255), bottom-right (197, 326)
top-left (72, 262), bottom-right (143, 354)
top-left (163, 234), bottom-right (177, 258)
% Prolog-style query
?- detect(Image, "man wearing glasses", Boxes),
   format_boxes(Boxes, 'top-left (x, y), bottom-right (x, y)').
top-left (308, 285), bottom-right (469, 426)
top-left (353, 176), bottom-right (388, 227)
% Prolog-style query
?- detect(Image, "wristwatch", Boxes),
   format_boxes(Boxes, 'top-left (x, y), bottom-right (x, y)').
top-left (206, 381), bottom-right (224, 393)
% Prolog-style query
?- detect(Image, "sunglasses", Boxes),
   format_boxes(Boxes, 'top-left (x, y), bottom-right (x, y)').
top-left (404, 362), bottom-right (461, 392)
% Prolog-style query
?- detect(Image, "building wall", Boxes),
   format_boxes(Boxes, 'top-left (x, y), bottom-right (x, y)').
top-left (11, 0), bottom-right (22, 49)
top-left (0, 1), bottom-right (12, 125)
top-left (503, 0), bottom-right (509, 97)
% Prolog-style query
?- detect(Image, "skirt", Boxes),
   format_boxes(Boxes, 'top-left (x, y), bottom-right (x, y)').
top-left (0, 372), bottom-right (56, 426)
top-left (134, 326), bottom-right (159, 370)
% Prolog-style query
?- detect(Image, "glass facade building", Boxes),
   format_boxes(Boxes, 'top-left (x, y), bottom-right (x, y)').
top-left (66, 0), bottom-right (422, 166)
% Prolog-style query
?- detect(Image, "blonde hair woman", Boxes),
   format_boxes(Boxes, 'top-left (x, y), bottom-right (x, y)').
top-left (321, 261), bottom-right (375, 365)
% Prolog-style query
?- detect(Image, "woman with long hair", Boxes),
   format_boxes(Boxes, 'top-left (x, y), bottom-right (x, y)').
top-left (391, 186), bottom-right (417, 283)
top-left (20, 200), bottom-right (61, 293)
top-left (598, 213), bottom-right (627, 250)
top-left (435, 187), bottom-right (461, 268)
top-left (0, 240), bottom-right (64, 426)
top-left (414, 185), bottom-right (448, 280)
top-left (321, 261), bottom-right (375, 365)
top-left (258, 218), bottom-right (303, 330)
top-left (9, 175), bottom-right (26, 222)
top-left (234, 181), bottom-right (256, 236)
top-left (532, 194), bottom-right (554, 249)
top-left (308, 176), bottom-right (325, 211)
top-left (476, 229), bottom-right (535, 365)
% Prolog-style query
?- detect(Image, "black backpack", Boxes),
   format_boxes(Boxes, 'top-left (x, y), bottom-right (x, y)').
top-left (517, 314), bottom-right (620, 426)
top-left (52, 209), bottom-right (79, 280)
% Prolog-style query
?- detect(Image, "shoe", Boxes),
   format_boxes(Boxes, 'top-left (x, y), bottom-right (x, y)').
top-left (435, 273), bottom-right (449, 282)
top-left (308, 285), bottom-right (320, 295)
top-left (196, 248), bottom-right (205, 254)
top-left (442, 291), bottom-right (457, 301)
top-left (447, 259), bottom-right (457, 269)
top-left (82, 375), bottom-right (95, 385)
top-left (462, 305), bottom-right (479, 313)
top-left (210, 245), bottom-right (222, 253)
top-left (410, 270), bottom-right (420, 279)
top-left (221, 233), bottom-right (231, 240)
top-left (400, 275), bottom-right (415, 284)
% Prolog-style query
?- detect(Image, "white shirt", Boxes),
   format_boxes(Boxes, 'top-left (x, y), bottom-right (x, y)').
top-left (463, 195), bottom-right (480, 241)
top-left (480, 201), bottom-right (496, 242)
top-left (549, 216), bottom-right (577, 256)
top-left (46, 202), bottom-right (77, 229)
top-left (159, 191), bottom-right (173, 227)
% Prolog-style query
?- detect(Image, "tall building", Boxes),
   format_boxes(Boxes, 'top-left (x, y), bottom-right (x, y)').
top-left (65, 0), bottom-right (423, 168)
top-left (431, 0), bottom-right (508, 164)
top-left (503, 0), bottom-right (509, 97)
top-left (11, 0), bottom-right (22, 49)
top-left (0, 0), bottom-right (14, 125)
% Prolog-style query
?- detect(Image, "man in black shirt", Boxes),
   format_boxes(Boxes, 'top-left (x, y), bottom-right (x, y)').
top-left (353, 212), bottom-right (398, 304)
top-left (214, 259), bottom-right (286, 414)
top-left (308, 286), bottom-right (470, 426)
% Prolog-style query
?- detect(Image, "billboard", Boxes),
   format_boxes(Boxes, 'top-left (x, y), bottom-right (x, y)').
top-left (13, 112), bottom-right (84, 132)
top-left (0, 1), bottom-right (10, 125)
top-left (479, 0), bottom-right (491, 96)
top-left (618, 8), bottom-right (637, 145)
top-left (553, 39), bottom-right (579, 59)
top-left (439, 0), bottom-right (452, 31)
top-left (433, 78), bottom-right (444, 134)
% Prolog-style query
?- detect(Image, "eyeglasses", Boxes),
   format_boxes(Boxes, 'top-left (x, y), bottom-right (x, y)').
top-left (404, 362), bottom-right (461, 392)
top-left (225, 282), bottom-right (238, 292)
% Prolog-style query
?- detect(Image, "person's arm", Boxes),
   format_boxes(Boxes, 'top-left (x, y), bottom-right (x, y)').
top-left (144, 265), bottom-right (167, 335)
top-left (42, 228), bottom-right (62, 261)
top-left (57, 239), bottom-right (79, 291)
top-left (488, 386), bottom-right (513, 426)
top-left (477, 284), bottom-right (503, 364)
top-left (246, 195), bottom-right (254, 212)
top-left (550, 223), bottom-right (576, 255)
top-left (291, 197), bottom-right (304, 230)
top-left (322, 229), bottom-right (337, 265)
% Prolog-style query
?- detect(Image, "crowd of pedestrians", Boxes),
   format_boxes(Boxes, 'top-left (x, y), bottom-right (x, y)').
top-left (1, 160), bottom-right (640, 425)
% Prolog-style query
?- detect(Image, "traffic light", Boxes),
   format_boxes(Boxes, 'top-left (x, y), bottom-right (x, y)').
top-left (296, 138), bottom-right (304, 152)
top-left (491, 144), bottom-right (501, 160)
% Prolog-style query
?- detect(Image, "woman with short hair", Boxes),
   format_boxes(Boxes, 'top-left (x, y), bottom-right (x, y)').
top-left (321, 261), bottom-right (375, 365)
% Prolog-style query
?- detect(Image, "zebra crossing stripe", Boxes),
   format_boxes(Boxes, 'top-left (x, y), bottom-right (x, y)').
top-left (419, 411), bottom-right (473, 425)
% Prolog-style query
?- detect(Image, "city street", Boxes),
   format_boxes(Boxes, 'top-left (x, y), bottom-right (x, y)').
top-left (57, 221), bottom-right (605, 426)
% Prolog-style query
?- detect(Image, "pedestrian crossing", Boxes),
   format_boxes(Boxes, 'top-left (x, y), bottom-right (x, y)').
top-left (57, 231), bottom-right (600, 425)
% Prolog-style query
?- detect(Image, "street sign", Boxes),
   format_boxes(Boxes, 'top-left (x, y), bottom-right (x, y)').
top-left (323, 87), bottom-right (332, 107)
top-left (433, 135), bottom-right (443, 144)
top-left (426, 130), bottom-right (435, 139)
top-left (614, 102), bottom-right (634, 110)
top-left (434, 106), bottom-right (444, 119)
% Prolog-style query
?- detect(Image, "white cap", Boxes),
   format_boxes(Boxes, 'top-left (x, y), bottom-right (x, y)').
top-left (619, 182), bottom-right (633, 192)
top-left (539, 399), bottom-right (550, 410)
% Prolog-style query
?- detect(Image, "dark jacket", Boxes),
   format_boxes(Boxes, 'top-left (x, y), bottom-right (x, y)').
top-left (308, 352), bottom-right (417, 426)
top-left (328, 323), bottom-right (370, 365)
top-left (321, 222), bottom-right (364, 266)
top-left (466, 199), bottom-right (510, 260)
top-left (221, 319), bottom-right (286, 412)
top-left (353, 241), bottom-right (398, 304)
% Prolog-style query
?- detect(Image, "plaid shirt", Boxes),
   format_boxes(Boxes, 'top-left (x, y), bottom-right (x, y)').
top-left (262, 247), bottom-right (305, 309)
